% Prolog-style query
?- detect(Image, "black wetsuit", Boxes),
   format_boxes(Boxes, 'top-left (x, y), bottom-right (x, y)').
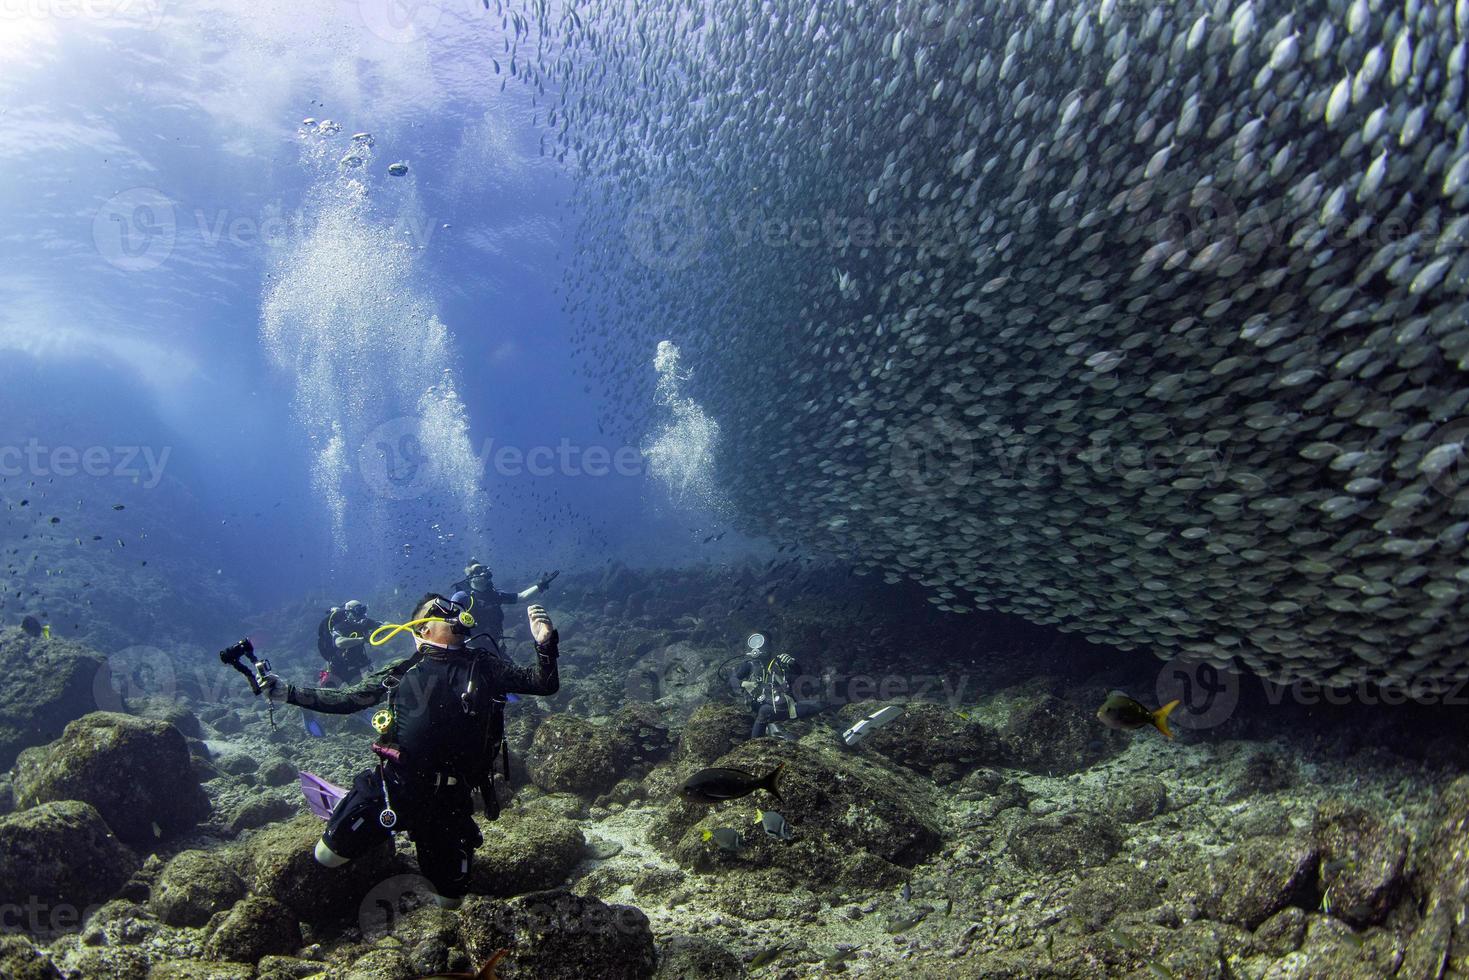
top-left (285, 636), bottom-right (559, 899)
top-left (449, 579), bottom-right (523, 639)
top-left (316, 612), bottom-right (382, 685)
top-left (732, 653), bottom-right (828, 739)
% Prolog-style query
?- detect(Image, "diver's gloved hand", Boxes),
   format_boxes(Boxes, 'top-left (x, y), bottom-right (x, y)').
top-left (259, 672), bottom-right (288, 702)
top-left (528, 605), bottom-right (558, 654)
top-left (537, 570), bottom-right (560, 592)
top-left (774, 653), bottom-right (796, 671)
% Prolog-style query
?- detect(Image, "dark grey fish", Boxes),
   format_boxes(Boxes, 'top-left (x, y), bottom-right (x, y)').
top-left (679, 764), bottom-right (784, 804)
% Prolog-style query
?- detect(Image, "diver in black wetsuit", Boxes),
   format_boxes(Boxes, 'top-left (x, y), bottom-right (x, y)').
top-left (732, 632), bottom-right (829, 740)
top-left (258, 593), bottom-right (560, 908)
top-left (316, 600), bottom-right (382, 686)
top-left (451, 559), bottom-right (558, 641)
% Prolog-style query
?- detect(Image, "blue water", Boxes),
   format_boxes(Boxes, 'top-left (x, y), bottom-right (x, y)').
top-left (0, 4), bottom-right (741, 621)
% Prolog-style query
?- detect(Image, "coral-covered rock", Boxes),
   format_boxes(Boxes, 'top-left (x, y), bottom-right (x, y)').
top-left (1311, 799), bottom-right (1409, 928)
top-left (204, 895), bottom-right (302, 962)
top-left (12, 711), bottom-right (210, 848)
top-left (837, 701), bottom-right (997, 783)
top-left (1066, 862), bottom-right (1160, 930)
top-left (149, 961), bottom-right (255, 980)
top-left (1008, 811), bottom-right (1121, 873)
top-left (0, 935), bottom-right (61, 980)
top-left (0, 630), bottom-right (106, 769)
top-left (655, 739), bottom-right (941, 888)
top-left (237, 814), bottom-right (395, 924)
top-left (1189, 836), bottom-right (1319, 930)
top-left (996, 692), bottom-right (1125, 774)
top-left (470, 812), bottom-right (585, 897)
top-left (459, 890), bottom-right (656, 979)
top-left (673, 703), bottom-right (748, 766)
top-left (653, 935), bottom-right (742, 979)
top-left (0, 800), bottom-right (137, 915)
top-left (150, 850), bottom-right (246, 927)
top-left (527, 715), bottom-right (632, 797)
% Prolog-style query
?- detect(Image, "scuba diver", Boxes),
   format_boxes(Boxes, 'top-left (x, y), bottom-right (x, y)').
top-left (450, 559), bottom-right (559, 642)
top-left (731, 632), bottom-right (829, 740)
top-left (254, 593), bottom-right (561, 909)
top-left (315, 600), bottom-right (382, 686)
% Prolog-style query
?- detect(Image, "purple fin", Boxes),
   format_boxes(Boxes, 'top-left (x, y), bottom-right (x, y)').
top-left (299, 771), bottom-right (348, 820)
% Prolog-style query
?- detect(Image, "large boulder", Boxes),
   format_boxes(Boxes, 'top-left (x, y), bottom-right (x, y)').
top-left (12, 712), bottom-right (210, 848)
top-left (1182, 836), bottom-right (1320, 930)
top-left (1311, 799), bottom-right (1409, 928)
top-left (1007, 811), bottom-right (1122, 873)
top-left (0, 935), bottom-right (61, 980)
top-left (459, 890), bottom-right (656, 979)
top-left (836, 701), bottom-right (997, 783)
top-left (150, 850), bottom-right (247, 927)
top-left (471, 812), bottom-right (585, 898)
top-left (673, 703), bottom-right (748, 766)
top-left (527, 715), bottom-right (632, 798)
top-left (0, 630), bottom-right (105, 769)
top-left (237, 814), bottom-right (396, 924)
top-left (0, 800), bottom-right (137, 916)
top-left (654, 739), bottom-right (942, 888)
top-left (204, 895), bottom-right (302, 962)
top-left (995, 691), bottom-right (1126, 774)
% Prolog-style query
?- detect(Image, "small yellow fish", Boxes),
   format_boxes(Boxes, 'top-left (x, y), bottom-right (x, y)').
top-left (41, 625), bottom-right (50, 639)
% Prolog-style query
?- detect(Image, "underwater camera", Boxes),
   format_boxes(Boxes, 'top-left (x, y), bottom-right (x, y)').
top-left (219, 638), bottom-right (270, 695)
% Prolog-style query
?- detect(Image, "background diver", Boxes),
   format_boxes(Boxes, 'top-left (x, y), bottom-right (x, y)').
top-left (732, 632), bottom-right (830, 740)
top-left (253, 593), bottom-right (561, 909)
top-left (315, 599), bottom-right (381, 686)
top-left (451, 559), bottom-right (559, 642)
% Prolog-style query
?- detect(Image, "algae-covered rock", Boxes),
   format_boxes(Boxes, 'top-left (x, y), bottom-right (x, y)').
top-left (258, 757), bottom-right (299, 787)
top-left (470, 811), bottom-right (585, 897)
top-left (1190, 836), bottom-right (1319, 930)
top-left (0, 629), bottom-right (106, 769)
top-left (610, 702), bottom-right (676, 774)
top-left (996, 692), bottom-right (1124, 774)
top-left (0, 934), bottom-right (62, 980)
top-left (150, 850), bottom-right (247, 927)
top-left (341, 947), bottom-right (414, 979)
top-left (257, 955), bottom-right (328, 980)
top-left (653, 935), bottom-right (742, 978)
top-left (238, 814), bottom-right (394, 924)
top-left (458, 890), bottom-right (656, 979)
top-left (1065, 862), bottom-right (1160, 930)
top-left (656, 739), bottom-right (941, 888)
top-left (1007, 811), bottom-right (1121, 873)
top-left (204, 895), bottom-right (302, 962)
top-left (1311, 799), bottom-right (1409, 928)
top-left (125, 695), bottom-right (203, 739)
top-left (1104, 776), bottom-right (1168, 824)
top-left (227, 792), bottom-right (297, 835)
top-left (0, 800), bottom-right (137, 915)
top-left (147, 960), bottom-right (256, 979)
top-left (837, 701), bottom-right (997, 783)
top-left (12, 711), bottom-right (210, 848)
top-left (673, 703), bottom-right (747, 766)
top-left (527, 714), bottom-right (632, 797)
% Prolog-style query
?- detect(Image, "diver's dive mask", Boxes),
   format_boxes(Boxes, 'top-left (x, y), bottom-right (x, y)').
top-left (427, 595), bottom-right (476, 635)
top-left (369, 593), bottom-right (477, 647)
